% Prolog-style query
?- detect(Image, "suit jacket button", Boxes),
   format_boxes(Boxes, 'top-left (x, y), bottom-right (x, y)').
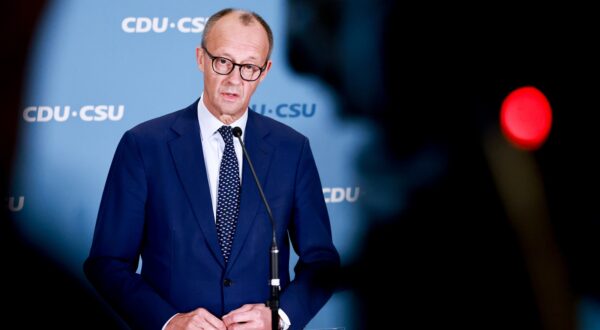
top-left (223, 279), bottom-right (232, 287)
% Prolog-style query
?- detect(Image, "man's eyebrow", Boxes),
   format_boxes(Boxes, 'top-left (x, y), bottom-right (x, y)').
top-left (219, 51), bottom-right (260, 62)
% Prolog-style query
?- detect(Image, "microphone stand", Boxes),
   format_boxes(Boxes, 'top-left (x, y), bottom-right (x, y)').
top-left (232, 127), bottom-right (280, 330)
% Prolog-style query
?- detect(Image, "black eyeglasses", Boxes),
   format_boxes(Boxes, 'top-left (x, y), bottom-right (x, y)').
top-left (202, 47), bottom-right (267, 82)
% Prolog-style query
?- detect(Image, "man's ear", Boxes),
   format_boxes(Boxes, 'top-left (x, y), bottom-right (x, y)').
top-left (258, 60), bottom-right (272, 82)
top-left (196, 47), bottom-right (205, 72)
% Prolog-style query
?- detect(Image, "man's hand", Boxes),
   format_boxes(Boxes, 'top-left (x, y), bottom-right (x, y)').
top-left (222, 303), bottom-right (272, 330)
top-left (166, 308), bottom-right (226, 330)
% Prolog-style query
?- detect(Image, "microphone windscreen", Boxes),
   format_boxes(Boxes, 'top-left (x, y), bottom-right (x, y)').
top-left (232, 126), bottom-right (243, 138)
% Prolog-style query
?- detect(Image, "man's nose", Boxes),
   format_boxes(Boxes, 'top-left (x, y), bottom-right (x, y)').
top-left (225, 66), bottom-right (243, 84)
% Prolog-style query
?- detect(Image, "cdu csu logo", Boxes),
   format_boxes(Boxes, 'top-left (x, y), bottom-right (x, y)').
top-left (122, 17), bottom-right (207, 33)
top-left (323, 187), bottom-right (360, 203)
top-left (23, 105), bottom-right (125, 122)
top-left (250, 103), bottom-right (316, 118)
top-left (6, 196), bottom-right (24, 212)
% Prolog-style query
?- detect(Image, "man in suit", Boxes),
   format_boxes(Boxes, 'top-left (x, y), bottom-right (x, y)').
top-left (84, 8), bottom-right (339, 330)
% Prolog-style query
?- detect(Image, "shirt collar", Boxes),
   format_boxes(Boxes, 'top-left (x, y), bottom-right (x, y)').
top-left (197, 93), bottom-right (248, 141)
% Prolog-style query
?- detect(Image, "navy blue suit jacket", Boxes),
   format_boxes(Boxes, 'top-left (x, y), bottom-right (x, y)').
top-left (84, 99), bottom-right (340, 330)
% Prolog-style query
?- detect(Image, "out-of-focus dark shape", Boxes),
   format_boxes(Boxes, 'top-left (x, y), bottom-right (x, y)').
top-left (1, 3), bottom-right (126, 328)
top-left (0, 4), bottom-right (45, 189)
top-left (286, 1), bottom-right (599, 329)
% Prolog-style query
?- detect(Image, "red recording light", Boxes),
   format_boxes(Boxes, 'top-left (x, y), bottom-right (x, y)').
top-left (500, 86), bottom-right (552, 150)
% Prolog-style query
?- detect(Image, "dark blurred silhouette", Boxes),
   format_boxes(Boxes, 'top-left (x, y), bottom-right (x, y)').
top-left (1, 3), bottom-right (126, 328)
top-left (286, 2), bottom-right (600, 329)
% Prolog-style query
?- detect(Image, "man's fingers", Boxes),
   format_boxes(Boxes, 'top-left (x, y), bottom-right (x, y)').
top-left (192, 308), bottom-right (226, 330)
top-left (223, 303), bottom-right (256, 325)
top-left (223, 304), bottom-right (271, 329)
top-left (199, 311), bottom-right (226, 329)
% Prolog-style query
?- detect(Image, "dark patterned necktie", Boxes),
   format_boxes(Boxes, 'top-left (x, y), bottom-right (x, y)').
top-left (215, 125), bottom-right (241, 263)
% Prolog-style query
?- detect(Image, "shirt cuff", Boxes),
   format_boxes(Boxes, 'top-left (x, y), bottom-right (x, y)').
top-left (162, 313), bottom-right (178, 330)
top-left (278, 308), bottom-right (291, 330)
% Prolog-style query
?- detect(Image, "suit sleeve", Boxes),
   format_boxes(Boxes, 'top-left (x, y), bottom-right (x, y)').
top-left (279, 138), bottom-right (341, 330)
top-left (84, 131), bottom-right (177, 329)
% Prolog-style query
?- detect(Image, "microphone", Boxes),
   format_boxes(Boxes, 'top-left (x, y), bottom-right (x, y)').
top-left (232, 126), bottom-right (280, 330)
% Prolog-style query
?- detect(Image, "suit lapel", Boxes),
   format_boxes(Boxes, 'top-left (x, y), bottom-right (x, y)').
top-left (169, 101), bottom-right (225, 269)
top-left (226, 111), bottom-right (274, 269)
